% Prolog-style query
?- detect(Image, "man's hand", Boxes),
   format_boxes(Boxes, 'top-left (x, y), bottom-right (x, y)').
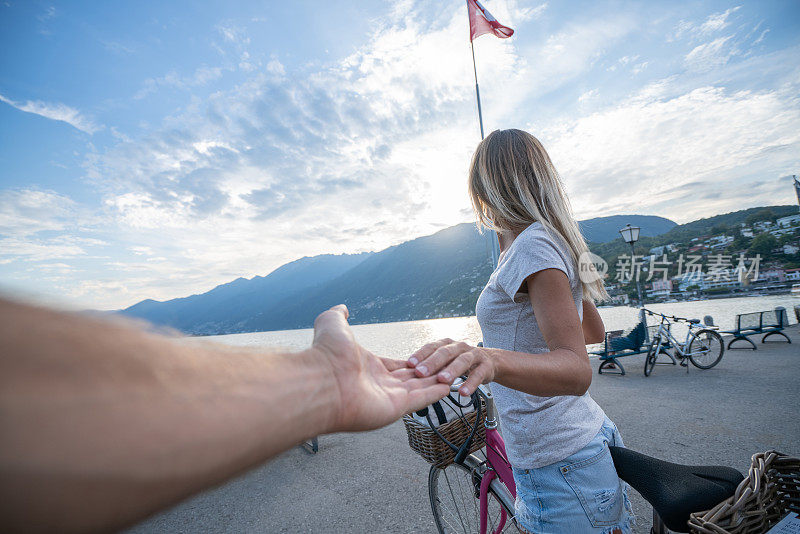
top-left (311, 305), bottom-right (450, 432)
top-left (406, 338), bottom-right (497, 397)
top-left (0, 297), bottom-right (450, 532)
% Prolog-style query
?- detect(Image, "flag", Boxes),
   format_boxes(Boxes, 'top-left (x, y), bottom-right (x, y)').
top-left (467, 0), bottom-right (514, 41)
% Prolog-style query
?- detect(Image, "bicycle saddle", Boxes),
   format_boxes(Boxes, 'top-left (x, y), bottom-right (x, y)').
top-left (609, 446), bottom-right (743, 533)
top-left (688, 318), bottom-right (701, 324)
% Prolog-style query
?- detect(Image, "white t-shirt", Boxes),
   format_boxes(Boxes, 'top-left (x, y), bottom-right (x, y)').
top-left (475, 222), bottom-right (605, 469)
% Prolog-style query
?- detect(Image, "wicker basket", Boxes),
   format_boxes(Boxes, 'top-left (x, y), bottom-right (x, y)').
top-left (688, 451), bottom-right (800, 533)
top-left (403, 400), bottom-right (486, 468)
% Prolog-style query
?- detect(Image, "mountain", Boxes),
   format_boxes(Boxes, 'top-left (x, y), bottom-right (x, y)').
top-left (578, 215), bottom-right (676, 243)
top-left (122, 252), bottom-right (372, 334)
top-left (119, 213), bottom-right (679, 334)
top-left (235, 223), bottom-right (496, 332)
top-left (657, 205), bottom-right (798, 243)
top-left (588, 205), bottom-right (800, 263)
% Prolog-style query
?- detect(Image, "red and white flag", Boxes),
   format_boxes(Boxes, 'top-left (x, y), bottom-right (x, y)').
top-left (467, 0), bottom-right (514, 41)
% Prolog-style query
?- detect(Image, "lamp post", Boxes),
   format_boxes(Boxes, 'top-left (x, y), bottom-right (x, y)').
top-left (619, 224), bottom-right (644, 308)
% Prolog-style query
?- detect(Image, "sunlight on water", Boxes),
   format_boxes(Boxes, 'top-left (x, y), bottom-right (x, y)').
top-left (208, 295), bottom-right (799, 358)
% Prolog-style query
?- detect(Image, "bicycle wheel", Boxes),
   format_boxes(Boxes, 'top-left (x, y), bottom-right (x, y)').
top-left (688, 329), bottom-right (724, 369)
top-left (429, 462), bottom-right (521, 534)
top-left (644, 337), bottom-right (660, 377)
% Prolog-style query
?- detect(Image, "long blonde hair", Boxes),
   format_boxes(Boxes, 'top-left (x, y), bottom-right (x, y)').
top-left (468, 129), bottom-right (608, 301)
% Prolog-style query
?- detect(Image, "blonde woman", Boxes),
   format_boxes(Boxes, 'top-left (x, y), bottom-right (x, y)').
top-left (408, 129), bottom-right (634, 533)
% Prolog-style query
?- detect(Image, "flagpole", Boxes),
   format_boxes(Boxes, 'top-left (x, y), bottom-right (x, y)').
top-left (468, 34), bottom-right (499, 265)
top-left (470, 40), bottom-right (485, 140)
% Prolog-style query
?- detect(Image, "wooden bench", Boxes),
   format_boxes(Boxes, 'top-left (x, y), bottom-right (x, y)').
top-left (592, 325), bottom-right (673, 376)
top-left (721, 309), bottom-right (791, 350)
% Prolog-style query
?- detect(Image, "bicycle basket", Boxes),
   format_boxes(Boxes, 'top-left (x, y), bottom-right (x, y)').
top-left (688, 450), bottom-right (800, 534)
top-left (402, 397), bottom-right (486, 468)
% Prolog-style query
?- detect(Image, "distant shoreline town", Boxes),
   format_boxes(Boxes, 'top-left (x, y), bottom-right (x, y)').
top-left (600, 209), bottom-right (800, 306)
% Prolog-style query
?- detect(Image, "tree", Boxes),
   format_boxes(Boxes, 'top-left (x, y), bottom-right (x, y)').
top-left (710, 223), bottom-right (729, 235)
top-left (730, 230), bottom-right (750, 251)
top-left (746, 208), bottom-right (776, 226)
top-left (748, 234), bottom-right (778, 257)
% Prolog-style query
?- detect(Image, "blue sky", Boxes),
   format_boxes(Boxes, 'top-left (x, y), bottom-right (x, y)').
top-left (1, 0), bottom-right (799, 310)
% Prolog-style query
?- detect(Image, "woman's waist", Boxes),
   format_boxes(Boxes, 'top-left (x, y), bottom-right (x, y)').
top-left (490, 384), bottom-right (603, 421)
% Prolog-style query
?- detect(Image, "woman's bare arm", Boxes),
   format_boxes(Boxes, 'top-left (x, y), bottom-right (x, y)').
top-left (407, 269), bottom-right (593, 397)
top-left (0, 298), bottom-right (449, 533)
top-left (581, 299), bottom-right (606, 344)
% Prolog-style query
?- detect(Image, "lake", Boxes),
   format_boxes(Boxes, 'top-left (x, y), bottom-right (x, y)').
top-left (207, 294), bottom-right (800, 358)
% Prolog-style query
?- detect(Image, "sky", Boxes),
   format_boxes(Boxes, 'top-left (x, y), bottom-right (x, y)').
top-left (1, 0), bottom-right (799, 310)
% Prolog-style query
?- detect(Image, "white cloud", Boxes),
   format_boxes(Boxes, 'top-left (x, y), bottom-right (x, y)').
top-left (578, 89), bottom-right (597, 103)
top-left (515, 2), bottom-right (548, 22)
top-left (0, 93), bottom-right (101, 134)
top-left (752, 28), bottom-right (769, 46)
top-left (0, 189), bottom-right (77, 236)
top-left (672, 6), bottom-right (741, 41)
top-left (545, 83), bottom-right (800, 222)
top-left (522, 16), bottom-right (635, 95)
top-left (684, 36), bottom-right (735, 72)
top-left (0, 236), bottom-right (87, 263)
top-left (699, 6), bottom-right (740, 35)
top-left (217, 23), bottom-right (250, 45)
top-left (265, 58), bottom-right (286, 76)
top-left (134, 65), bottom-right (225, 99)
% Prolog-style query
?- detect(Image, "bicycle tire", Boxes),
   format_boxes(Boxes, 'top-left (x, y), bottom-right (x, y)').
top-left (688, 329), bottom-right (724, 369)
top-left (644, 337), bottom-right (660, 377)
top-left (429, 463), bottom-right (521, 534)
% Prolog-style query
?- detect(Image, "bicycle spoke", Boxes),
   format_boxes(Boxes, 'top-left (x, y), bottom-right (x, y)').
top-left (442, 468), bottom-right (468, 533)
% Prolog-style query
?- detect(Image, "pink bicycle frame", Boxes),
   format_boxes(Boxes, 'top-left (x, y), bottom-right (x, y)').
top-left (473, 386), bottom-right (517, 534)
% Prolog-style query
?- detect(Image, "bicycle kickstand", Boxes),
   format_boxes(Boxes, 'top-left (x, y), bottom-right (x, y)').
top-left (652, 509), bottom-right (668, 534)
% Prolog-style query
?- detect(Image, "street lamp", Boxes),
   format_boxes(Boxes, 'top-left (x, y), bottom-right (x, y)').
top-left (619, 224), bottom-right (644, 307)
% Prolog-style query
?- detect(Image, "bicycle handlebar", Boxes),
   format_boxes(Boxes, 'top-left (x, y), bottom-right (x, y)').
top-left (642, 308), bottom-right (692, 324)
top-left (449, 377), bottom-right (465, 392)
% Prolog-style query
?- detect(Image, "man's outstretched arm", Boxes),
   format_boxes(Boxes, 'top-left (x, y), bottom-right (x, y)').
top-left (0, 298), bottom-right (450, 533)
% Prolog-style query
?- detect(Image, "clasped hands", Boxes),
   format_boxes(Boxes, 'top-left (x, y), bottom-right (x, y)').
top-left (311, 306), bottom-right (491, 433)
top-left (406, 338), bottom-right (495, 397)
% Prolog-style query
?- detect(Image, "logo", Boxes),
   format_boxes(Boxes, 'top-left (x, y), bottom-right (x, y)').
top-left (578, 251), bottom-right (608, 284)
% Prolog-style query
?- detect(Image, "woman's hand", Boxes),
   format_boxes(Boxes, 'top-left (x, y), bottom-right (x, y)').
top-left (406, 339), bottom-right (496, 396)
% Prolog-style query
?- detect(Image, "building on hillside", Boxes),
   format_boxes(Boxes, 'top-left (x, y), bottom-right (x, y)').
top-left (761, 269), bottom-right (786, 283)
top-left (702, 269), bottom-right (741, 291)
top-left (677, 271), bottom-right (705, 291)
top-left (649, 244), bottom-right (677, 256)
top-left (741, 227), bottom-right (754, 237)
top-left (646, 279), bottom-right (673, 299)
top-left (786, 268), bottom-right (800, 281)
top-left (707, 235), bottom-right (734, 248)
top-left (606, 294), bottom-right (629, 305)
top-left (770, 227), bottom-right (797, 237)
top-left (677, 269), bottom-right (741, 291)
top-left (754, 221), bottom-right (774, 233)
top-left (777, 214), bottom-right (800, 228)
top-left (784, 244), bottom-right (800, 255)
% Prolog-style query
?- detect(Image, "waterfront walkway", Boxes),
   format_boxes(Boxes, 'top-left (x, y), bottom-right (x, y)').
top-left (130, 325), bottom-right (800, 534)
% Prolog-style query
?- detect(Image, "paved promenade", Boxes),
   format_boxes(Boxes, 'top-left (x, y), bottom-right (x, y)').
top-left (130, 324), bottom-right (799, 534)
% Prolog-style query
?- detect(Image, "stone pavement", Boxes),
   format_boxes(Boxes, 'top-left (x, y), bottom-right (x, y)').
top-left (129, 324), bottom-right (799, 533)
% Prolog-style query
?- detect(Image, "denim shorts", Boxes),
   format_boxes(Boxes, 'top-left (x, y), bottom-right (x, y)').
top-left (511, 416), bottom-right (635, 534)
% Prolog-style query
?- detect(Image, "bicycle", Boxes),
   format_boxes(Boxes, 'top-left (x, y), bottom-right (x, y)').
top-left (422, 378), bottom-right (743, 534)
top-left (425, 382), bottom-right (521, 533)
top-left (642, 309), bottom-right (724, 377)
